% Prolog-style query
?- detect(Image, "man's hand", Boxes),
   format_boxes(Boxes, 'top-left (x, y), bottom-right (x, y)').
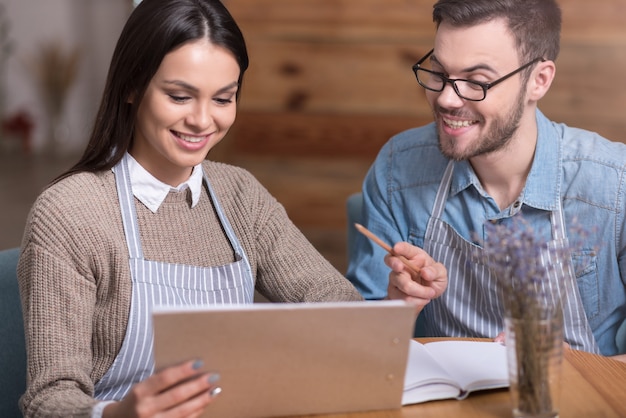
top-left (385, 241), bottom-right (447, 314)
top-left (612, 354), bottom-right (626, 363)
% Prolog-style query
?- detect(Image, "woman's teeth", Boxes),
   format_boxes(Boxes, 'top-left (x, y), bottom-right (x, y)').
top-left (176, 132), bottom-right (204, 143)
top-left (443, 118), bottom-right (475, 129)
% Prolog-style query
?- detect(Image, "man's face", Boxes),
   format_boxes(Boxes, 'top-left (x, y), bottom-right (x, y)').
top-left (425, 19), bottom-right (531, 161)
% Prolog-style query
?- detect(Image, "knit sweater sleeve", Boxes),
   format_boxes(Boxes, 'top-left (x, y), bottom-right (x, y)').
top-left (17, 172), bottom-right (127, 417)
top-left (204, 162), bottom-right (363, 303)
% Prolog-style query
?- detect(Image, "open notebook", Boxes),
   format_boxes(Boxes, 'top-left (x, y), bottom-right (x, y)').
top-left (153, 300), bottom-right (415, 418)
top-left (403, 339), bottom-right (509, 405)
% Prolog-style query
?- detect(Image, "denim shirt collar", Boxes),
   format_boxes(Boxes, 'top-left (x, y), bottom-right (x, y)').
top-left (524, 110), bottom-right (561, 211)
top-left (449, 109), bottom-right (560, 212)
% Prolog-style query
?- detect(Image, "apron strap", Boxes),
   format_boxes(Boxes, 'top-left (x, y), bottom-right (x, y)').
top-left (202, 171), bottom-right (254, 303)
top-left (425, 160), bottom-right (454, 241)
top-left (113, 154), bottom-right (143, 259)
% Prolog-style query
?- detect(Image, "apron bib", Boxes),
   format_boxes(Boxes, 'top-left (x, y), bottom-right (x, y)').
top-left (421, 161), bottom-right (599, 353)
top-left (95, 156), bottom-right (254, 400)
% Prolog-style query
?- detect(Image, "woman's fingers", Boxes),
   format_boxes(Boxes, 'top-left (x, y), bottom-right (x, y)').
top-left (105, 360), bottom-right (220, 418)
top-left (143, 360), bottom-right (206, 395)
top-left (157, 376), bottom-right (218, 418)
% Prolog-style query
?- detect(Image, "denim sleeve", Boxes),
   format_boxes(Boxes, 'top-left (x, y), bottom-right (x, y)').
top-left (346, 143), bottom-right (406, 300)
top-left (346, 126), bottom-right (442, 300)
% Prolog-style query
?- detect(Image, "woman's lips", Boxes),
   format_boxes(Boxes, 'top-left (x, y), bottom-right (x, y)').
top-left (173, 131), bottom-right (207, 143)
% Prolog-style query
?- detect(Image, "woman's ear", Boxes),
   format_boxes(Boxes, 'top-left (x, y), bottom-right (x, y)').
top-left (528, 60), bottom-right (556, 102)
top-left (127, 91), bottom-right (136, 104)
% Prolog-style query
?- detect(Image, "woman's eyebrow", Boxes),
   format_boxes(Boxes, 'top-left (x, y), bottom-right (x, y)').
top-left (215, 81), bottom-right (239, 94)
top-left (163, 80), bottom-right (239, 94)
top-left (163, 79), bottom-right (199, 92)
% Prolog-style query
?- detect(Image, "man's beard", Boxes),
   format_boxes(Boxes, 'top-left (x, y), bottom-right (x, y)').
top-left (436, 87), bottom-right (526, 161)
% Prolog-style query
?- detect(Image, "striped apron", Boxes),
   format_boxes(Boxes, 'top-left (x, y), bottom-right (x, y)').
top-left (422, 161), bottom-right (599, 353)
top-left (94, 156), bottom-right (254, 400)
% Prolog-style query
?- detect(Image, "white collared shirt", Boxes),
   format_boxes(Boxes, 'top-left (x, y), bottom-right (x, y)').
top-left (124, 153), bottom-right (203, 213)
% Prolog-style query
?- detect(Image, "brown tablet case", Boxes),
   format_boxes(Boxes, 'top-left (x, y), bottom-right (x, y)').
top-left (153, 300), bottom-right (415, 417)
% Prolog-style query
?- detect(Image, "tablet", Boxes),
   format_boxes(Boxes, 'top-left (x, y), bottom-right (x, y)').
top-left (153, 300), bottom-right (415, 417)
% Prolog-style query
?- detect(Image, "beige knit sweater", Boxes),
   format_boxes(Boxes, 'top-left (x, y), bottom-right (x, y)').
top-left (17, 160), bottom-right (362, 417)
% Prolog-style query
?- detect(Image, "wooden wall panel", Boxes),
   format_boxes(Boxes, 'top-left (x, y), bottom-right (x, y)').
top-left (226, 0), bottom-right (626, 157)
top-left (543, 43), bottom-right (626, 143)
top-left (240, 39), bottom-right (429, 115)
top-left (560, 0), bottom-right (626, 41)
top-left (227, 112), bottom-right (431, 158)
top-left (226, 0), bottom-right (434, 26)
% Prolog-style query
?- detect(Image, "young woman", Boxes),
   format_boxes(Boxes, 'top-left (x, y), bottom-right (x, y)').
top-left (17, 1), bottom-right (362, 416)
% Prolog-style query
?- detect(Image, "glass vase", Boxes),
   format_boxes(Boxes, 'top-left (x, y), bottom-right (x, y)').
top-left (504, 310), bottom-right (563, 418)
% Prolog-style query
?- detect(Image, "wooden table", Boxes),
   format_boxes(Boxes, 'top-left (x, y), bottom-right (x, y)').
top-left (292, 338), bottom-right (626, 418)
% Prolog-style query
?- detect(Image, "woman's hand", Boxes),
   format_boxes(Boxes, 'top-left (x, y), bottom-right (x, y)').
top-left (385, 242), bottom-right (447, 314)
top-left (103, 360), bottom-right (220, 418)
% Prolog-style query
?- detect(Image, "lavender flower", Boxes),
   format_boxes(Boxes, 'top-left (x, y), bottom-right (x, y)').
top-left (478, 216), bottom-right (586, 319)
top-left (475, 214), bottom-right (593, 416)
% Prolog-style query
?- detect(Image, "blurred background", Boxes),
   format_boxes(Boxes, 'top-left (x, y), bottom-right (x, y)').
top-left (1, 0), bottom-right (625, 273)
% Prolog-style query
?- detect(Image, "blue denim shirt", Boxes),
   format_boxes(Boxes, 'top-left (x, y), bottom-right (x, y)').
top-left (346, 109), bottom-right (626, 356)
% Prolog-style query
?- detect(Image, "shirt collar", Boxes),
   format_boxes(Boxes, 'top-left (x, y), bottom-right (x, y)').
top-left (449, 159), bottom-right (475, 197)
top-left (448, 109), bottom-right (561, 211)
top-left (522, 109), bottom-right (561, 211)
top-left (125, 153), bottom-right (204, 213)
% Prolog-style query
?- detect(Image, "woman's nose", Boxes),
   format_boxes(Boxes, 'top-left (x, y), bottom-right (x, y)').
top-left (187, 102), bottom-right (213, 129)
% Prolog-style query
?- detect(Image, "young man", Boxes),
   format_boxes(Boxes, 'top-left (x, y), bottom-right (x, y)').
top-left (347, 0), bottom-right (626, 358)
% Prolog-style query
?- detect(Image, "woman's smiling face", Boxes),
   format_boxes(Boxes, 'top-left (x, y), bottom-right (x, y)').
top-left (130, 38), bottom-right (240, 186)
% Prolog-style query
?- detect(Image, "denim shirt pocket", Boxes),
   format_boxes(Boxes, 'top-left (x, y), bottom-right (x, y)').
top-left (408, 228), bottom-right (425, 248)
top-left (570, 251), bottom-right (599, 320)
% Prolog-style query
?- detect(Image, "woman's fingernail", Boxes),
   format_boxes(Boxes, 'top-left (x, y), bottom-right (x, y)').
top-left (192, 360), bottom-right (203, 370)
top-left (209, 386), bottom-right (222, 397)
top-left (208, 373), bottom-right (221, 384)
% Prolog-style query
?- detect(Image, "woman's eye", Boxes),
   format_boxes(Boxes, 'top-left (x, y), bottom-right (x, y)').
top-left (214, 97), bottom-right (234, 105)
top-left (169, 94), bottom-right (190, 103)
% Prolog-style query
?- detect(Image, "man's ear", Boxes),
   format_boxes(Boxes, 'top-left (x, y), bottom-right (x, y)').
top-left (528, 60), bottom-right (556, 102)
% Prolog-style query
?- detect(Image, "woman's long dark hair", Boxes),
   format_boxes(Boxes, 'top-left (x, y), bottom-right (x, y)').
top-left (55, 0), bottom-right (248, 182)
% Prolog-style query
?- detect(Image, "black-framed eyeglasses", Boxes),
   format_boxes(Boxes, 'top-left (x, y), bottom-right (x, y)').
top-left (412, 49), bottom-right (545, 101)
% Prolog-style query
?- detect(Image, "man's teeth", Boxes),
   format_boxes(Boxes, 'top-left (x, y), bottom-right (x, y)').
top-left (177, 132), bottom-right (204, 143)
top-left (444, 118), bottom-right (475, 129)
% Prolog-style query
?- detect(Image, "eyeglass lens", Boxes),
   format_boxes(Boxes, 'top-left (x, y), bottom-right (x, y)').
top-left (416, 69), bottom-right (485, 101)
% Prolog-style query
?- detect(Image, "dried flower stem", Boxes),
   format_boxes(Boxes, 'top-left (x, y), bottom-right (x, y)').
top-left (477, 215), bottom-right (576, 417)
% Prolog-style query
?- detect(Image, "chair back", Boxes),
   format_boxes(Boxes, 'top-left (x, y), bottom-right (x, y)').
top-left (617, 318), bottom-right (626, 354)
top-left (0, 247), bottom-right (26, 418)
top-left (346, 192), bottom-right (364, 264)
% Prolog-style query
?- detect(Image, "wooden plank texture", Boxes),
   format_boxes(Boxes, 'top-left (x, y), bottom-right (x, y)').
top-left (225, 0), bottom-right (626, 157)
